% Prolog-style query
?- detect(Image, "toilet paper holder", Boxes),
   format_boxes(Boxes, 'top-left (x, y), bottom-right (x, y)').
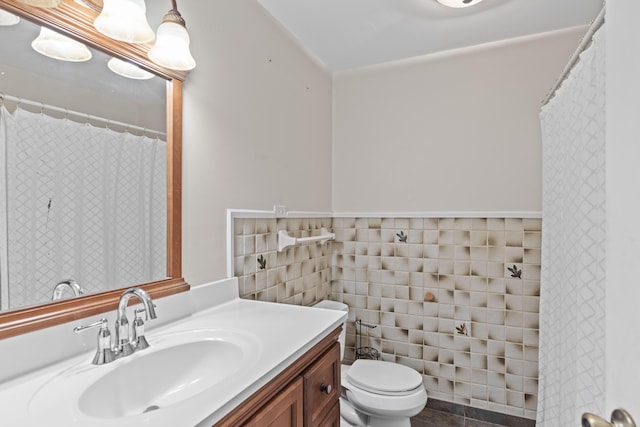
top-left (354, 319), bottom-right (379, 360)
top-left (583, 408), bottom-right (636, 427)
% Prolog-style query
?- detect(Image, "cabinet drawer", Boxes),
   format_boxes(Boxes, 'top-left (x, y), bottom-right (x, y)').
top-left (303, 342), bottom-right (340, 427)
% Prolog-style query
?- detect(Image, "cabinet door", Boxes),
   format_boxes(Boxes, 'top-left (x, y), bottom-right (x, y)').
top-left (315, 401), bottom-right (340, 427)
top-left (303, 342), bottom-right (341, 427)
top-left (245, 377), bottom-right (304, 427)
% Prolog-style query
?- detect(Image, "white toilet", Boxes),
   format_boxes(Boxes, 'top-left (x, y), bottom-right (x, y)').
top-left (314, 300), bottom-right (428, 427)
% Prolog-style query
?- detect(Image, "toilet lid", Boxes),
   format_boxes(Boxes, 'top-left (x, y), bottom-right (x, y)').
top-left (346, 360), bottom-right (423, 394)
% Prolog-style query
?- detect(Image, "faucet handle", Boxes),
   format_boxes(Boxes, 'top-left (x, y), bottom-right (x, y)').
top-left (133, 308), bottom-right (151, 351)
top-left (74, 318), bottom-right (116, 365)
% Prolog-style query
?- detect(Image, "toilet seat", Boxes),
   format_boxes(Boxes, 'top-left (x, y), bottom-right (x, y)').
top-left (346, 360), bottom-right (423, 396)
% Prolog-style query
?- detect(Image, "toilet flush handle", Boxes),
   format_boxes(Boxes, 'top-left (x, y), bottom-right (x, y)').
top-left (320, 383), bottom-right (332, 394)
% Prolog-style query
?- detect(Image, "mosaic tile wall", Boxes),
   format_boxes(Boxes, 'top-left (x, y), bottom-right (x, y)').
top-left (331, 217), bottom-right (541, 419)
top-left (233, 216), bottom-right (541, 420)
top-left (233, 217), bottom-right (333, 304)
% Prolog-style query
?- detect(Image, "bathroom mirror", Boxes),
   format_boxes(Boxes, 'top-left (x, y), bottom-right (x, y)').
top-left (0, 0), bottom-right (189, 339)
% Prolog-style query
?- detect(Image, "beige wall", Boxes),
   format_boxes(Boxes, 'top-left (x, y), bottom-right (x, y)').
top-left (179, 0), bottom-right (333, 285)
top-left (332, 27), bottom-right (587, 213)
top-left (177, 2), bottom-right (586, 285)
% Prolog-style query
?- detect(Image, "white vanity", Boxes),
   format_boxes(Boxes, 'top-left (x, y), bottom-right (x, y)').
top-left (0, 277), bottom-right (345, 426)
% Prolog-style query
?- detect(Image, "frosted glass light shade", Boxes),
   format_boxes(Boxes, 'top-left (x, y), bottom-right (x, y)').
top-left (0, 9), bottom-right (20, 26)
top-left (31, 27), bottom-right (92, 62)
top-left (94, 0), bottom-right (154, 43)
top-left (148, 21), bottom-right (195, 71)
top-left (107, 57), bottom-right (154, 80)
top-left (15, 0), bottom-right (62, 7)
top-left (437, 0), bottom-right (484, 8)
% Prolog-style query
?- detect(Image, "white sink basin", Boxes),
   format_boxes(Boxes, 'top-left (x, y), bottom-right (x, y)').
top-left (28, 328), bottom-right (261, 423)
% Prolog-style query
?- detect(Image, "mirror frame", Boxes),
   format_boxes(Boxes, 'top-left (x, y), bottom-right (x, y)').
top-left (0, 0), bottom-right (189, 339)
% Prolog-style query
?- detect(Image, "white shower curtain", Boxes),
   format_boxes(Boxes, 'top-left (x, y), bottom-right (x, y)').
top-left (0, 106), bottom-right (166, 309)
top-left (537, 25), bottom-right (606, 425)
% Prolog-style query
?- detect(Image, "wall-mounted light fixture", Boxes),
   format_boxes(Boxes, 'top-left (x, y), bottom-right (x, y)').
top-left (14, 0), bottom-right (195, 72)
top-left (94, 0), bottom-right (154, 43)
top-left (148, 0), bottom-right (195, 71)
top-left (0, 8), bottom-right (19, 25)
top-left (31, 26), bottom-right (92, 62)
top-left (436, 0), bottom-right (484, 8)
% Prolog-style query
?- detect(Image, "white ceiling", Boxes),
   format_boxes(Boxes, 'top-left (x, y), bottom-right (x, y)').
top-left (257, 0), bottom-right (604, 71)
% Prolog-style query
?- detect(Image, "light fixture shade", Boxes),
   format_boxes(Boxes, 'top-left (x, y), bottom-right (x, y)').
top-left (15, 0), bottom-right (62, 7)
top-left (31, 26), bottom-right (92, 62)
top-left (107, 57), bottom-right (154, 80)
top-left (148, 19), bottom-right (195, 71)
top-left (0, 9), bottom-right (20, 26)
top-left (94, 0), bottom-right (154, 43)
top-left (437, 0), bottom-right (484, 8)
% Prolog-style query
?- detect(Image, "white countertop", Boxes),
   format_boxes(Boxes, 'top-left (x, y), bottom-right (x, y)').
top-left (0, 278), bottom-right (346, 426)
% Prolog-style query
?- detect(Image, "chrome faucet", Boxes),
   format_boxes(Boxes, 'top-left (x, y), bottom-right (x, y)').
top-left (51, 279), bottom-right (84, 300)
top-left (74, 287), bottom-right (157, 364)
top-left (115, 288), bottom-right (157, 357)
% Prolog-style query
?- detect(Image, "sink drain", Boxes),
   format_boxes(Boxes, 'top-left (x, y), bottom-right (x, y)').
top-left (143, 405), bottom-right (160, 413)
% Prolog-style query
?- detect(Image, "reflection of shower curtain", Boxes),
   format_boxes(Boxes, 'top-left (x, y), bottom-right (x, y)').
top-left (0, 106), bottom-right (166, 309)
top-left (537, 25), bottom-right (606, 426)
top-left (0, 108), bottom-right (9, 310)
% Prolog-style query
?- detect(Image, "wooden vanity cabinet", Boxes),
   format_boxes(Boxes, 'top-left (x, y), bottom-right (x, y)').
top-left (244, 378), bottom-right (304, 427)
top-left (215, 327), bottom-right (341, 427)
top-left (303, 343), bottom-right (340, 427)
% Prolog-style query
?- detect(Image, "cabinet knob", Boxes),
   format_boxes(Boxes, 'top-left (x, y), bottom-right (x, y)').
top-left (320, 383), bottom-right (332, 394)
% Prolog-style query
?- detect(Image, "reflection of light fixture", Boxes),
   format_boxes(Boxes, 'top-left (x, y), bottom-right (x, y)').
top-left (0, 9), bottom-right (20, 26)
top-left (31, 27), bottom-right (92, 62)
top-left (15, 0), bottom-right (62, 7)
top-left (148, 0), bottom-right (195, 71)
top-left (94, 0), bottom-right (154, 43)
top-left (107, 57), bottom-right (154, 80)
top-left (437, 0), bottom-right (484, 8)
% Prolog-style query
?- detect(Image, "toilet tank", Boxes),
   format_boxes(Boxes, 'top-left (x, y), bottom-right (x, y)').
top-left (313, 300), bottom-right (348, 360)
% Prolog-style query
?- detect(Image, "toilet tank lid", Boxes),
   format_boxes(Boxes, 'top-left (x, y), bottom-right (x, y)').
top-left (313, 300), bottom-right (349, 312)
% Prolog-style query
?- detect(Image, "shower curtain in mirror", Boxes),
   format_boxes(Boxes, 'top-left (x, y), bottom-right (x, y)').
top-left (537, 24), bottom-right (606, 426)
top-left (0, 106), bottom-right (166, 310)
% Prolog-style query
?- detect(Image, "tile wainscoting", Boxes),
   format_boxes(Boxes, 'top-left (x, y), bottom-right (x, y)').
top-left (232, 217), bottom-right (333, 305)
top-left (231, 215), bottom-right (541, 420)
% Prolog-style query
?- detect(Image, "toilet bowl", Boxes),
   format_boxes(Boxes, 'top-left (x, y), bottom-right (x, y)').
top-left (313, 300), bottom-right (428, 427)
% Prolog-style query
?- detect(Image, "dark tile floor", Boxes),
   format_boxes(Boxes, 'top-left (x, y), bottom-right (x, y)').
top-left (412, 407), bottom-right (504, 427)
top-left (410, 399), bottom-right (536, 427)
